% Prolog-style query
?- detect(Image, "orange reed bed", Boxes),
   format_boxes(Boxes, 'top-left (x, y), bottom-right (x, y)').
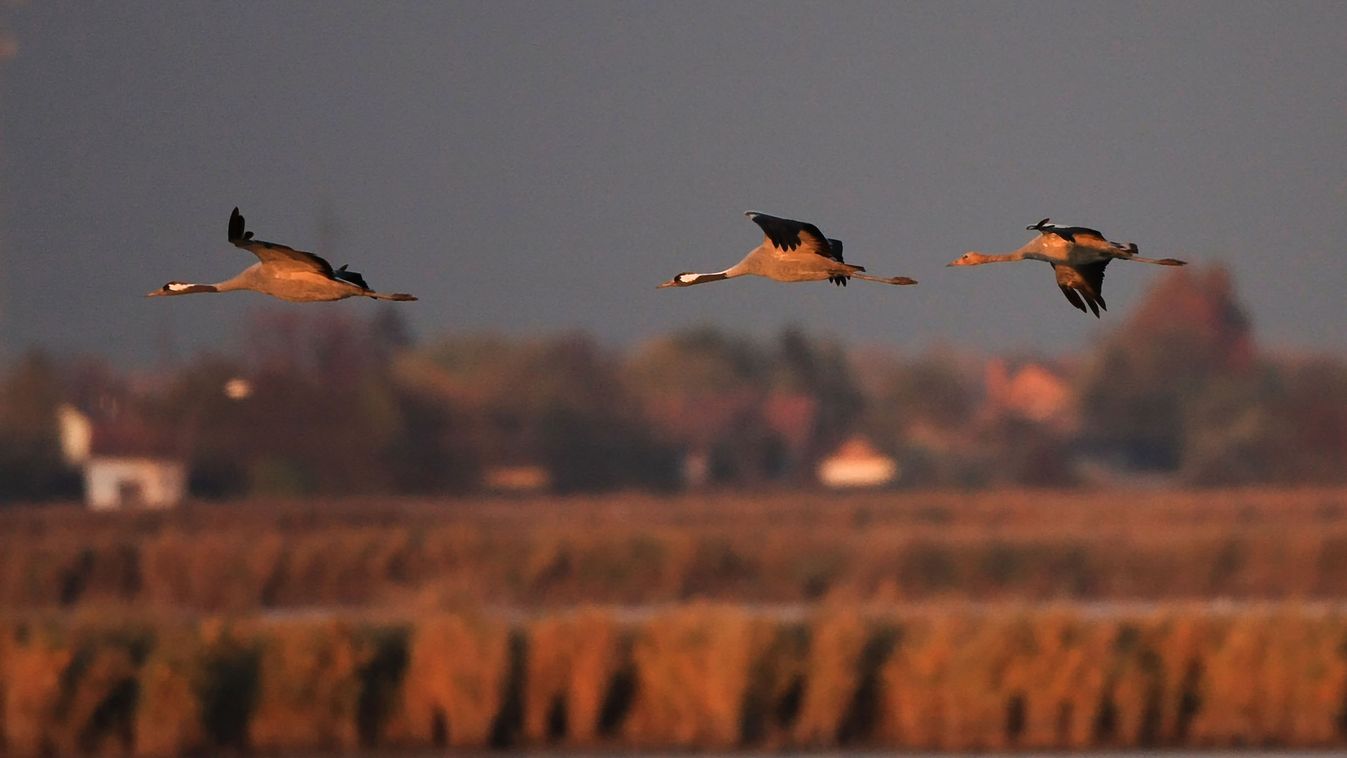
top-left (3, 603), bottom-right (1347, 755)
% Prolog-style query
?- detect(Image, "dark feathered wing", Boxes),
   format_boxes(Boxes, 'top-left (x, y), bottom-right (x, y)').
top-left (227, 207), bottom-right (335, 276)
top-left (1029, 218), bottom-right (1106, 244)
top-left (747, 212), bottom-right (859, 286)
top-left (1052, 261), bottom-right (1109, 317)
top-left (746, 212), bottom-right (839, 261)
top-left (1056, 228), bottom-right (1111, 248)
top-left (826, 238), bottom-right (850, 286)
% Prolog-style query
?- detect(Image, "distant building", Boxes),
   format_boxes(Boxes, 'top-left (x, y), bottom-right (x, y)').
top-left (482, 464), bottom-right (552, 494)
top-left (57, 404), bottom-right (187, 510)
top-left (82, 458), bottom-right (187, 511)
top-left (816, 435), bottom-right (899, 489)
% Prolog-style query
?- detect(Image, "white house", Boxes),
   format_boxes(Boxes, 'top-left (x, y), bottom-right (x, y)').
top-left (58, 404), bottom-right (187, 510)
top-left (816, 435), bottom-right (899, 489)
top-left (82, 457), bottom-right (186, 511)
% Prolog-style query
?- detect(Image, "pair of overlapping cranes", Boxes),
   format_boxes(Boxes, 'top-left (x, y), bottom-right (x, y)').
top-left (150, 207), bottom-right (1185, 317)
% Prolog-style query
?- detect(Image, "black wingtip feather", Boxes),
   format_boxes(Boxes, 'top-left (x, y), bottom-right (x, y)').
top-left (1060, 285), bottom-right (1087, 314)
top-left (228, 207), bottom-right (246, 242)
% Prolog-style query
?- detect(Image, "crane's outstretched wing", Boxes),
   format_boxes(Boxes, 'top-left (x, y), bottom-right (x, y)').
top-left (1028, 217), bottom-right (1107, 243)
top-left (1052, 260), bottom-right (1109, 317)
top-left (825, 238), bottom-right (850, 286)
top-left (745, 212), bottom-right (841, 261)
top-left (228, 207), bottom-right (335, 276)
top-left (746, 211), bottom-right (859, 286)
top-left (1028, 217), bottom-right (1137, 253)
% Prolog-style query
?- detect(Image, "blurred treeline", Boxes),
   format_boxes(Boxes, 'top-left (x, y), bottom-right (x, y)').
top-left (6, 606), bottom-right (1347, 755)
top-left (1, 264), bottom-right (1345, 501)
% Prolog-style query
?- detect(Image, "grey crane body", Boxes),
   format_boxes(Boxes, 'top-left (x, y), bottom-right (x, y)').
top-left (658, 211), bottom-right (917, 289)
top-left (147, 207), bottom-right (417, 303)
top-left (947, 218), bottom-right (1186, 317)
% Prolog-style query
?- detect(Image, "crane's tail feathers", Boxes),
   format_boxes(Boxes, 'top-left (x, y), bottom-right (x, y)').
top-left (366, 292), bottom-right (418, 301)
top-left (849, 271), bottom-right (917, 286)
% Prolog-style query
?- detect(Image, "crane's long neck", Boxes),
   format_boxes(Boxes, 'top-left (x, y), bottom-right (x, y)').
top-left (966, 251), bottom-right (1024, 264)
top-left (160, 282), bottom-right (220, 295)
top-left (167, 276), bottom-right (246, 294)
top-left (152, 271), bottom-right (252, 297)
top-left (210, 272), bottom-right (254, 292)
top-left (661, 257), bottom-right (751, 288)
top-left (680, 269), bottom-right (735, 285)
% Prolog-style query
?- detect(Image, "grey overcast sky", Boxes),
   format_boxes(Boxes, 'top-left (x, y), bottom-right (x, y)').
top-left (1, 1), bottom-right (1344, 366)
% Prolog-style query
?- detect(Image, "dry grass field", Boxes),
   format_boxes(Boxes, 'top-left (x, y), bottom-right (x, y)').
top-left (2, 488), bottom-right (1346, 611)
top-left (3, 488), bottom-right (1347, 754)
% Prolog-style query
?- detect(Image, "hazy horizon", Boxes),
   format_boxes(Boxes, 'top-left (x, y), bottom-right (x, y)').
top-left (2, 2), bottom-right (1344, 367)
